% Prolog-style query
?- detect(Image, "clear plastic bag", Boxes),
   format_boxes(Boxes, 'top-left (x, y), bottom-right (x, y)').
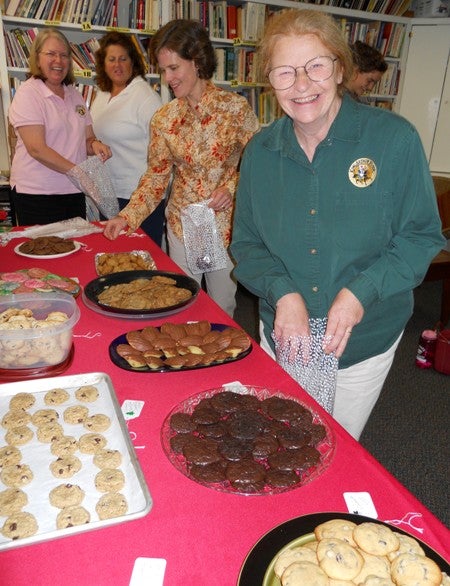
top-left (181, 202), bottom-right (228, 274)
top-left (0, 217), bottom-right (102, 246)
top-left (272, 317), bottom-right (338, 413)
top-left (67, 156), bottom-right (119, 219)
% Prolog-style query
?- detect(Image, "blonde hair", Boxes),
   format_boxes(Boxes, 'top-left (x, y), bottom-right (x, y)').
top-left (259, 9), bottom-right (354, 96)
top-left (29, 28), bottom-right (75, 85)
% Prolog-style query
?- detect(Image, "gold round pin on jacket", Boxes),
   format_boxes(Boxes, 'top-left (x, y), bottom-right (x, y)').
top-left (348, 158), bottom-right (377, 188)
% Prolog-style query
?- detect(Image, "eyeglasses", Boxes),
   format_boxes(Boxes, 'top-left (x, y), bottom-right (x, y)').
top-left (268, 56), bottom-right (338, 90)
top-left (40, 51), bottom-right (71, 61)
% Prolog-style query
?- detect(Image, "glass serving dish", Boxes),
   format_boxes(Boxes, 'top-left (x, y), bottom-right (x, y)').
top-left (161, 384), bottom-right (335, 496)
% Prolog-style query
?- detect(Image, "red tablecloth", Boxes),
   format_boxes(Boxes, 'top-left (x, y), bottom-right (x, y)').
top-left (1, 228), bottom-right (449, 586)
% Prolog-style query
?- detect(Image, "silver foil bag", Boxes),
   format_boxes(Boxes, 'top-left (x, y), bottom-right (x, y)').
top-left (67, 156), bottom-right (119, 220)
top-left (181, 202), bottom-right (228, 274)
top-left (272, 317), bottom-right (338, 413)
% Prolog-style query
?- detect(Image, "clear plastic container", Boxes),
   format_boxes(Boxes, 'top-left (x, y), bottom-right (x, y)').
top-left (0, 292), bottom-right (80, 371)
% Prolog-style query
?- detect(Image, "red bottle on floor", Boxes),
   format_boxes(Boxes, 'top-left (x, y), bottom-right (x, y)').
top-left (415, 329), bottom-right (437, 369)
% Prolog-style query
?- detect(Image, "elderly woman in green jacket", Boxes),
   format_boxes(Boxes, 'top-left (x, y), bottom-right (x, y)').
top-left (231, 10), bottom-right (444, 440)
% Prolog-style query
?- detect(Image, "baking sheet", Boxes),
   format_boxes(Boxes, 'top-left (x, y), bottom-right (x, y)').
top-left (0, 372), bottom-right (152, 550)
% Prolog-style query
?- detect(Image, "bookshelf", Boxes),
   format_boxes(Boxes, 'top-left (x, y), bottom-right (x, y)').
top-left (0, 0), bottom-right (438, 168)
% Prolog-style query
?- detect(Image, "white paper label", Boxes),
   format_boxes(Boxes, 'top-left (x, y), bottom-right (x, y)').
top-left (344, 492), bottom-right (378, 518)
top-left (129, 558), bottom-right (166, 586)
top-left (122, 400), bottom-right (145, 420)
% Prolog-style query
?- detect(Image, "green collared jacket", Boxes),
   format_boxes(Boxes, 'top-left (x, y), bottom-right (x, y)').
top-left (231, 94), bottom-right (445, 368)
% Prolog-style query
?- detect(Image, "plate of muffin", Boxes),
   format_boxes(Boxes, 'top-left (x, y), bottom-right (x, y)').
top-left (161, 384), bottom-right (335, 495)
top-left (238, 512), bottom-right (450, 585)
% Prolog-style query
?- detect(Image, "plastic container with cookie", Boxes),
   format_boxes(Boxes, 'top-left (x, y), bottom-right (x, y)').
top-left (0, 292), bottom-right (80, 381)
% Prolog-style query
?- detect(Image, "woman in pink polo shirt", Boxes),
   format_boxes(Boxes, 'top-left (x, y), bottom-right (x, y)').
top-left (8, 28), bottom-right (111, 225)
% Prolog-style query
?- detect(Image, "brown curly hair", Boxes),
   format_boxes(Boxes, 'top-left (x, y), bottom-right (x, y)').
top-left (95, 31), bottom-right (146, 92)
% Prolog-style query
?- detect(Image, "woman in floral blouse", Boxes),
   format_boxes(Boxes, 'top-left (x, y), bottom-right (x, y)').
top-left (104, 19), bottom-right (259, 315)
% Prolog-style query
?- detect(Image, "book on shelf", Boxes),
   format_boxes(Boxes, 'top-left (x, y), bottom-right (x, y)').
top-left (227, 4), bottom-right (238, 40)
top-left (76, 82), bottom-right (96, 108)
top-left (214, 48), bottom-right (225, 81)
top-left (385, 22), bottom-right (405, 57)
top-left (35, 0), bottom-right (53, 20)
top-left (5, 0), bottom-right (22, 16)
top-left (225, 47), bottom-right (235, 81)
top-left (22, 0), bottom-right (40, 19)
top-left (129, 34), bottom-right (150, 72)
top-left (16, 0), bottom-right (32, 17)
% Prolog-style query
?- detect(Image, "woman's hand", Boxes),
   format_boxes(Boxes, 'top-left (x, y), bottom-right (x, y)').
top-left (103, 216), bottom-right (128, 240)
top-left (92, 140), bottom-right (112, 162)
top-left (274, 293), bottom-right (310, 363)
top-left (274, 292), bottom-right (310, 340)
top-left (209, 187), bottom-right (232, 212)
top-left (323, 288), bottom-right (364, 357)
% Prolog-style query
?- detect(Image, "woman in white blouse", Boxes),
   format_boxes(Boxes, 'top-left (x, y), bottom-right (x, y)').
top-left (91, 31), bottom-right (164, 244)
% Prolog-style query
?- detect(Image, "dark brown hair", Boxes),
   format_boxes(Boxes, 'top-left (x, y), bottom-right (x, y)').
top-left (95, 31), bottom-right (146, 92)
top-left (350, 41), bottom-right (388, 74)
top-left (149, 19), bottom-right (216, 79)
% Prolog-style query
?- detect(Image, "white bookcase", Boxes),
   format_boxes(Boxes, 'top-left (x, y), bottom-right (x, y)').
top-left (0, 0), bottom-right (447, 173)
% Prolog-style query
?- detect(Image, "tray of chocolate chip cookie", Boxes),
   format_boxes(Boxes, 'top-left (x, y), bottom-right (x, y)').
top-left (161, 383), bottom-right (335, 496)
top-left (0, 372), bottom-right (152, 550)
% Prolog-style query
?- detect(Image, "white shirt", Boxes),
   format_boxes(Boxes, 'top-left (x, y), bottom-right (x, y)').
top-left (91, 77), bottom-right (162, 200)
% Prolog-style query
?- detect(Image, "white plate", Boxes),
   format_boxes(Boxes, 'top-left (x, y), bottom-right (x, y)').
top-left (14, 240), bottom-right (82, 259)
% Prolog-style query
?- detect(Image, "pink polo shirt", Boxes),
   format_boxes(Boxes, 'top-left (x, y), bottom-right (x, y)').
top-left (9, 77), bottom-right (92, 194)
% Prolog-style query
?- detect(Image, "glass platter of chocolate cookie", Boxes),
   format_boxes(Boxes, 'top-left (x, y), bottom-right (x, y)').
top-left (109, 320), bottom-right (252, 372)
top-left (161, 384), bottom-right (335, 495)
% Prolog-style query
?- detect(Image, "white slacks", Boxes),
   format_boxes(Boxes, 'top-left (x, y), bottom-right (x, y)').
top-left (260, 322), bottom-right (403, 440)
top-left (166, 226), bottom-right (237, 316)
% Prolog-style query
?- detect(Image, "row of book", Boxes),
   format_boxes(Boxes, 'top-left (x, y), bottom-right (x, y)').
top-left (129, 0), bottom-right (162, 31)
top-left (170, 1), bottom-right (266, 42)
top-left (4, 26), bottom-right (38, 68)
top-left (340, 19), bottom-right (406, 57)
top-left (214, 46), bottom-right (265, 84)
top-left (5, 0), bottom-right (100, 23)
top-left (3, 26), bottom-right (100, 68)
top-left (3, 26), bottom-right (154, 73)
top-left (285, 0), bottom-right (411, 14)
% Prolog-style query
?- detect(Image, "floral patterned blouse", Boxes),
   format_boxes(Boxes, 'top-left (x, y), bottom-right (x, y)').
top-left (119, 81), bottom-right (259, 247)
